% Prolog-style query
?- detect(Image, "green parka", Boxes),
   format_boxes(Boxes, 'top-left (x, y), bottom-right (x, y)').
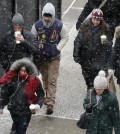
top-left (83, 89), bottom-right (120, 134)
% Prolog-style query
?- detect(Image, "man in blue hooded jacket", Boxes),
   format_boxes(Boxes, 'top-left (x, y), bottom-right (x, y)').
top-left (31, 3), bottom-right (69, 115)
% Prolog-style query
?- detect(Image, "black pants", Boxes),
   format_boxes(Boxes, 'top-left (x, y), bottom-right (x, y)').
top-left (81, 66), bottom-right (99, 89)
top-left (10, 113), bottom-right (31, 134)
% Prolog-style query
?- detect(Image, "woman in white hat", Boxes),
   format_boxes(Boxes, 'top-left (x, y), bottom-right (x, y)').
top-left (83, 70), bottom-right (120, 134)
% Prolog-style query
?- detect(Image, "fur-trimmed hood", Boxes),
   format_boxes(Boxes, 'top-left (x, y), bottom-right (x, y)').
top-left (10, 58), bottom-right (38, 76)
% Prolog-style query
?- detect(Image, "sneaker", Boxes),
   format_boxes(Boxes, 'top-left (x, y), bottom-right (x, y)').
top-left (46, 105), bottom-right (53, 115)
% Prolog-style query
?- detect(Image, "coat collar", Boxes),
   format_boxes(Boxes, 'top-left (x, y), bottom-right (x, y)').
top-left (92, 89), bottom-right (109, 106)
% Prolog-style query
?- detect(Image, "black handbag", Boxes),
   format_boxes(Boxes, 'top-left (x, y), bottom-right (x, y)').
top-left (76, 111), bottom-right (92, 129)
top-left (76, 89), bottom-right (93, 129)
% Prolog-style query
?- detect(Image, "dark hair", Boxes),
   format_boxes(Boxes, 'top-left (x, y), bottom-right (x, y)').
top-left (92, 18), bottom-right (107, 32)
top-left (81, 18), bottom-right (108, 35)
top-left (43, 13), bottom-right (52, 17)
top-left (16, 65), bottom-right (30, 74)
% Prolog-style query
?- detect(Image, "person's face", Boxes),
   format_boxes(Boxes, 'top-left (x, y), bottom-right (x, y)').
top-left (95, 89), bottom-right (104, 95)
top-left (43, 16), bottom-right (52, 24)
top-left (92, 18), bottom-right (101, 26)
top-left (19, 66), bottom-right (27, 75)
top-left (13, 24), bottom-right (23, 32)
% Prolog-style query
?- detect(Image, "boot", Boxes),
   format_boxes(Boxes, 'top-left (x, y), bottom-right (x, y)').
top-left (46, 105), bottom-right (53, 115)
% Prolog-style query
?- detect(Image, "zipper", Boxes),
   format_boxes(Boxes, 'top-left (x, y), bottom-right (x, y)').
top-left (9, 75), bottom-right (28, 103)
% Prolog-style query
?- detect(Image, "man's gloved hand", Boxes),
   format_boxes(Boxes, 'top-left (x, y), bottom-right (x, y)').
top-left (108, 69), bottom-right (114, 77)
top-left (86, 103), bottom-right (93, 113)
top-left (0, 109), bottom-right (3, 114)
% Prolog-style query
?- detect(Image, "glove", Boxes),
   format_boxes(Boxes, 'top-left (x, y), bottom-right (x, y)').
top-left (108, 69), bottom-right (114, 77)
top-left (35, 104), bottom-right (40, 110)
top-left (86, 103), bottom-right (93, 113)
top-left (0, 109), bottom-right (3, 114)
top-left (102, 40), bottom-right (107, 45)
top-left (29, 104), bottom-right (40, 110)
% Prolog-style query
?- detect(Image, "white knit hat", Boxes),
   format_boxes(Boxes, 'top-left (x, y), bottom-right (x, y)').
top-left (94, 70), bottom-right (108, 89)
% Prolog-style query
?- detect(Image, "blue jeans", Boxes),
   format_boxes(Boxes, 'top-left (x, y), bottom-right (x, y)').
top-left (11, 114), bottom-right (31, 134)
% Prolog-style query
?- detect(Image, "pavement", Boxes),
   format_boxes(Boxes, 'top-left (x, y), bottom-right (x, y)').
top-left (0, 0), bottom-right (120, 134)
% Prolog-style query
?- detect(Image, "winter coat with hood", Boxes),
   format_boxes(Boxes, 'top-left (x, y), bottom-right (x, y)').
top-left (73, 18), bottom-right (112, 71)
top-left (76, 0), bottom-right (120, 37)
top-left (31, 3), bottom-right (69, 62)
top-left (84, 89), bottom-right (120, 134)
top-left (109, 26), bottom-right (120, 84)
top-left (0, 13), bottom-right (38, 71)
top-left (0, 58), bottom-right (45, 115)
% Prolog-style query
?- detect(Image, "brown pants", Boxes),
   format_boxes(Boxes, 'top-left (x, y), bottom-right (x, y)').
top-left (39, 58), bottom-right (60, 106)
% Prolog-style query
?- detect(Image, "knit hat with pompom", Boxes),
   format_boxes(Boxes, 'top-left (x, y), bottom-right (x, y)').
top-left (94, 70), bottom-right (108, 89)
top-left (92, 9), bottom-right (103, 19)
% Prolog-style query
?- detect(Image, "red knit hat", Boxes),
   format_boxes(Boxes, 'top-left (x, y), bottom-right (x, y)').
top-left (92, 9), bottom-right (103, 19)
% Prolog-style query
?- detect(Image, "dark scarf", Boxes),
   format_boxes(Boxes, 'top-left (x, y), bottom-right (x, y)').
top-left (92, 25), bottom-right (100, 33)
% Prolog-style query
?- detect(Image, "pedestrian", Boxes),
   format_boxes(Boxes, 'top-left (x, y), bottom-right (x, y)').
top-left (0, 13), bottom-right (38, 72)
top-left (76, 0), bottom-right (120, 38)
top-left (83, 70), bottom-right (120, 134)
top-left (0, 58), bottom-right (45, 134)
top-left (31, 3), bottom-right (69, 115)
top-left (73, 9), bottom-right (112, 90)
top-left (108, 26), bottom-right (120, 86)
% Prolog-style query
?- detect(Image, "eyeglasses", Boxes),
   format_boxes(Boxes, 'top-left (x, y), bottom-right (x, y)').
top-left (20, 69), bottom-right (27, 72)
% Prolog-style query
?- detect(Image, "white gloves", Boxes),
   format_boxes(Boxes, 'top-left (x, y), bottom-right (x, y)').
top-left (29, 104), bottom-right (40, 112)
top-left (29, 104), bottom-right (40, 114)
top-left (34, 104), bottom-right (40, 111)
top-left (0, 109), bottom-right (3, 114)
top-left (108, 69), bottom-right (114, 77)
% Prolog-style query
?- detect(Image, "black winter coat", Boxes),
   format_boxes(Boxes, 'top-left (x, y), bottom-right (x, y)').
top-left (0, 76), bottom-right (44, 115)
top-left (74, 19), bottom-right (112, 71)
top-left (76, 0), bottom-right (120, 37)
top-left (76, 0), bottom-right (101, 30)
top-left (84, 89), bottom-right (120, 134)
top-left (0, 30), bottom-right (38, 70)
